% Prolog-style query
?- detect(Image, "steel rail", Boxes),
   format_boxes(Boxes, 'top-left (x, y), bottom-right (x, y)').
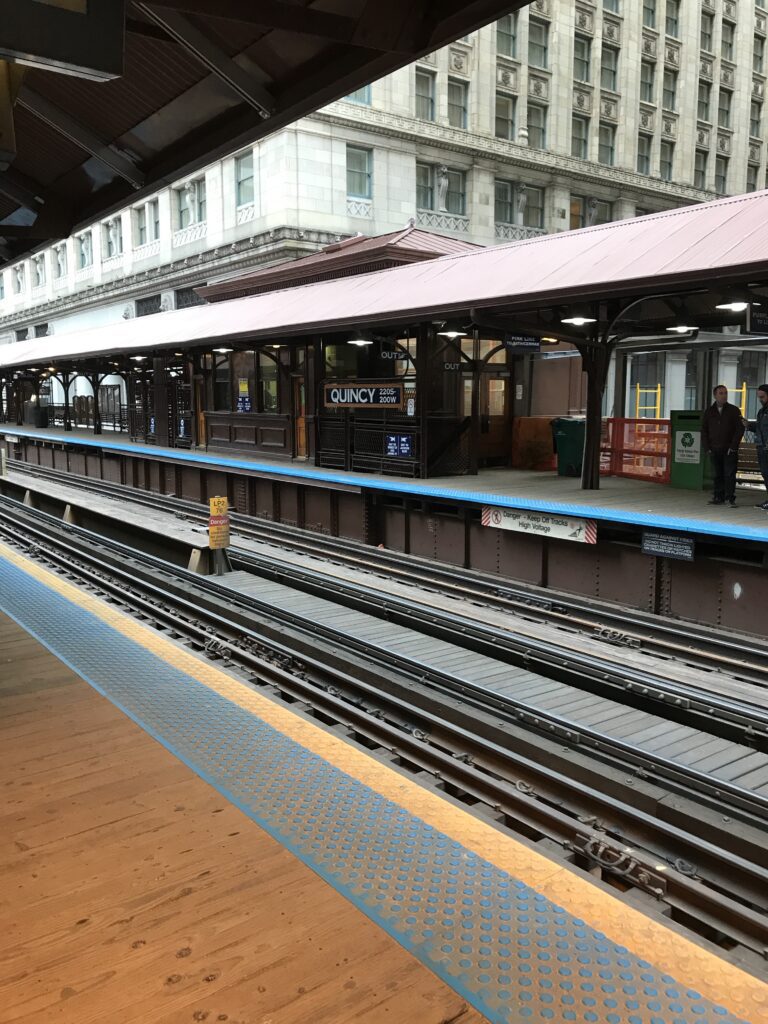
top-left (5, 458), bottom-right (765, 681)
top-left (1, 499), bottom-right (767, 962)
top-left (1, 493), bottom-right (767, 824)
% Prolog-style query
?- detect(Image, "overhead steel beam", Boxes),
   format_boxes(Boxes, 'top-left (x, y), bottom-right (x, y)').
top-left (125, 16), bottom-right (176, 42)
top-left (141, 0), bottom-right (364, 45)
top-left (0, 168), bottom-right (47, 212)
top-left (134, 3), bottom-right (276, 117)
top-left (16, 85), bottom-right (146, 188)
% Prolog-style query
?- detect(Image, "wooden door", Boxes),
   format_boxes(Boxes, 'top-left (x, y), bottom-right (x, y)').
top-left (477, 372), bottom-right (511, 465)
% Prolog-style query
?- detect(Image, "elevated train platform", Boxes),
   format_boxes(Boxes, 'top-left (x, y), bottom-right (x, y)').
top-left (1, 542), bottom-right (767, 1024)
top-left (2, 425), bottom-right (768, 544)
top-left (3, 424), bottom-right (767, 637)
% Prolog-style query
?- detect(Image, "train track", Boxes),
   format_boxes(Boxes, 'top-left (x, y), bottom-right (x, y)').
top-left (5, 459), bottom-right (766, 685)
top-left (0, 494), bottom-right (766, 970)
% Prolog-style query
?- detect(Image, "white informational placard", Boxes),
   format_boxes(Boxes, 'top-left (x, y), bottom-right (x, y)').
top-left (674, 429), bottom-right (701, 464)
top-left (481, 505), bottom-right (597, 544)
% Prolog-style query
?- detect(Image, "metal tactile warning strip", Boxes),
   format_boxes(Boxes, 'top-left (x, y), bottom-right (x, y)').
top-left (0, 553), bottom-right (760, 1024)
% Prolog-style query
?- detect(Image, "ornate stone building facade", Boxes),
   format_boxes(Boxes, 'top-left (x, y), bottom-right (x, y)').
top-left (1, 2), bottom-right (766, 409)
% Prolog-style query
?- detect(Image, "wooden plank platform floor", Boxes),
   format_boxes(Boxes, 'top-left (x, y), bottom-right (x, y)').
top-left (0, 613), bottom-right (487, 1024)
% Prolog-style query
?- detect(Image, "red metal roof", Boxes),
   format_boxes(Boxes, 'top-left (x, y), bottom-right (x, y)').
top-left (198, 225), bottom-right (481, 301)
top-left (5, 189), bottom-right (768, 368)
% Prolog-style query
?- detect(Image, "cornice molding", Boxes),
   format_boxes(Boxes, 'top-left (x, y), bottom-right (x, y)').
top-left (0, 228), bottom-right (343, 332)
top-left (312, 108), bottom-right (716, 204)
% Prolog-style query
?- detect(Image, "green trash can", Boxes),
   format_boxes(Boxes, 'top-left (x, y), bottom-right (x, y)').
top-left (552, 417), bottom-right (585, 477)
top-left (670, 409), bottom-right (712, 490)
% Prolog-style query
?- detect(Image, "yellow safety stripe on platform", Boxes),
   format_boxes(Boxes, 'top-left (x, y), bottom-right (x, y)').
top-left (2, 539), bottom-right (766, 1023)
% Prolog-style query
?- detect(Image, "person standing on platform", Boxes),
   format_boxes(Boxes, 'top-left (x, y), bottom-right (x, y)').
top-left (750, 384), bottom-right (768, 509)
top-left (701, 384), bottom-right (744, 507)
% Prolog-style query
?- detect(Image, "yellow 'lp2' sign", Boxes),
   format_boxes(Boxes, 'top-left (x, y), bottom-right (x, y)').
top-left (208, 496), bottom-right (230, 550)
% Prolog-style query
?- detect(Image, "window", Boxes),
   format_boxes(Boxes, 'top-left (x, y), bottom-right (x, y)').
top-left (751, 100), bottom-right (762, 136)
top-left (718, 89), bottom-right (732, 129)
top-left (103, 218), bottom-right (122, 258)
top-left (637, 133), bottom-right (652, 174)
top-left (598, 123), bottom-right (615, 166)
top-left (77, 232), bottom-right (92, 269)
top-left (721, 21), bottom-right (735, 61)
top-left (415, 70), bottom-right (435, 121)
top-left (574, 35), bottom-right (591, 81)
top-left (444, 169), bottom-right (466, 215)
top-left (697, 80), bottom-right (711, 121)
top-left (570, 195), bottom-right (611, 229)
top-left (258, 351), bottom-right (279, 413)
top-left (175, 286), bottom-right (206, 309)
top-left (715, 155), bottom-right (728, 194)
top-left (700, 12), bottom-right (714, 52)
top-left (136, 200), bottom-right (160, 245)
top-left (136, 294), bottom-right (161, 317)
top-left (494, 179), bottom-right (515, 223)
top-left (524, 186), bottom-right (544, 228)
top-left (640, 61), bottom-right (654, 103)
top-left (663, 70), bottom-right (677, 110)
top-left (34, 323), bottom-right (48, 338)
top-left (176, 179), bottom-right (206, 228)
top-left (660, 140), bottom-right (674, 181)
top-left (601, 46), bottom-right (618, 91)
top-left (527, 103), bottom-right (547, 148)
top-left (447, 79), bottom-right (468, 129)
top-left (694, 149), bottom-right (708, 189)
top-left (235, 151), bottom-right (254, 207)
top-left (15, 328), bottom-right (28, 341)
top-left (346, 84), bottom-right (371, 104)
top-left (572, 115), bottom-right (589, 159)
top-left (497, 13), bottom-right (517, 57)
top-left (747, 163), bottom-right (760, 192)
top-left (346, 145), bottom-right (372, 198)
top-left (603, 0), bottom-right (619, 11)
top-left (528, 19), bottom-right (548, 68)
top-left (755, 36), bottom-right (765, 74)
top-left (643, 0), bottom-right (656, 28)
top-left (666, 0), bottom-right (680, 37)
top-left (416, 163), bottom-right (434, 209)
top-left (495, 93), bottom-right (516, 139)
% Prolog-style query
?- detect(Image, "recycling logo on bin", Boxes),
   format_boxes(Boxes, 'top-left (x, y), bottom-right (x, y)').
top-left (674, 428), bottom-right (701, 464)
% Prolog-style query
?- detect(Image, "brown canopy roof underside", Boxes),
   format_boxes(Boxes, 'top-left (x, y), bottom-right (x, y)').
top-left (0, 0), bottom-right (529, 267)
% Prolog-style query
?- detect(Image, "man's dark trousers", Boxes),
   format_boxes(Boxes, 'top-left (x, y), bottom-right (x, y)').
top-left (758, 446), bottom-right (768, 494)
top-left (710, 448), bottom-right (738, 502)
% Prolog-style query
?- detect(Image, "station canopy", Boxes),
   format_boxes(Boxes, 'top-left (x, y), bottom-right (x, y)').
top-left (0, 0), bottom-right (528, 265)
top-left (4, 189), bottom-right (768, 369)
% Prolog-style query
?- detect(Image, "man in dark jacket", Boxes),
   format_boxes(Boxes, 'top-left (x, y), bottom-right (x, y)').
top-left (701, 384), bottom-right (744, 506)
top-left (750, 384), bottom-right (768, 509)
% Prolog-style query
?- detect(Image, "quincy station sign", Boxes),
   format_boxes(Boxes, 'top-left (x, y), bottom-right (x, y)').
top-left (324, 382), bottom-right (405, 409)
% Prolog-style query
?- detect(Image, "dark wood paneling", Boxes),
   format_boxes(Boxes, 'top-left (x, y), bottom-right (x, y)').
top-left (206, 413), bottom-right (291, 456)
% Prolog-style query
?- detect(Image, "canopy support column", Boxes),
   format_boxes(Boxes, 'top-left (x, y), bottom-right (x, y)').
top-left (577, 341), bottom-right (614, 490)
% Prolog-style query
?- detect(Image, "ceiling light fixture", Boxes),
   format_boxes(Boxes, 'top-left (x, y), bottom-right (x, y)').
top-left (348, 338), bottom-right (373, 346)
top-left (561, 315), bottom-right (596, 326)
top-left (665, 325), bottom-right (696, 333)
top-left (130, 355), bottom-right (147, 361)
top-left (715, 300), bottom-right (749, 312)
top-left (213, 347), bottom-right (233, 353)
top-left (541, 336), bottom-right (559, 344)
top-left (437, 329), bottom-right (467, 339)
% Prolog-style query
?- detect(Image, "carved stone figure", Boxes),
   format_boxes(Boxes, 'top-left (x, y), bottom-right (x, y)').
top-left (185, 182), bottom-right (199, 223)
top-left (34, 257), bottom-right (45, 287)
top-left (14, 265), bottom-right (24, 292)
top-left (436, 165), bottom-right (449, 212)
top-left (56, 245), bottom-right (66, 278)
top-left (107, 218), bottom-right (121, 255)
top-left (81, 233), bottom-right (92, 265)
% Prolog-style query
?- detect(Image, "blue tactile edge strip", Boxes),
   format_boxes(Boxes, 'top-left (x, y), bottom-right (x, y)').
top-left (3, 426), bottom-right (767, 544)
top-left (0, 553), bottom-right (750, 1024)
